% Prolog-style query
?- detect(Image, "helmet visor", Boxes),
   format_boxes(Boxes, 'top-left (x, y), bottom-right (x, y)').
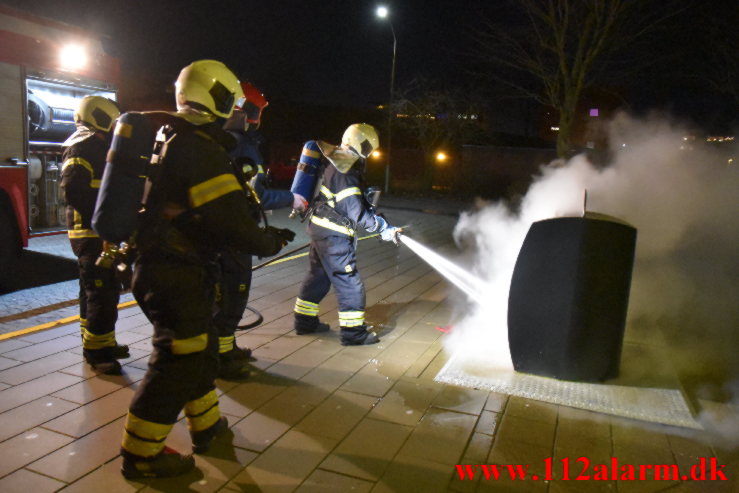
top-left (209, 80), bottom-right (237, 116)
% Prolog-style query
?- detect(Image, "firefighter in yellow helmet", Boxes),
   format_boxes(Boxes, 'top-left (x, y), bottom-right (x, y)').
top-left (293, 123), bottom-right (400, 345)
top-left (119, 60), bottom-right (292, 479)
top-left (60, 95), bottom-right (128, 375)
top-left (215, 82), bottom-right (300, 379)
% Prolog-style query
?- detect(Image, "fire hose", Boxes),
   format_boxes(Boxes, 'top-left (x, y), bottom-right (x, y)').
top-left (237, 226), bottom-right (407, 330)
top-left (236, 242), bottom-right (312, 329)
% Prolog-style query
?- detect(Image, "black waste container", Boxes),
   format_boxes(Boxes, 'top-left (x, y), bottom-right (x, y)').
top-left (507, 214), bottom-right (637, 382)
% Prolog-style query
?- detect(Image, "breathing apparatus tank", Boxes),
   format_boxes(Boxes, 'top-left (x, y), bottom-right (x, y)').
top-left (289, 140), bottom-right (324, 219)
top-left (92, 112), bottom-right (156, 243)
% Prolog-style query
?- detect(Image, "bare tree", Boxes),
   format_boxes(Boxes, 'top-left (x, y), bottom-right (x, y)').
top-left (474, 0), bottom-right (686, 157)
top-left (701, 8), bottom-right (739, 105)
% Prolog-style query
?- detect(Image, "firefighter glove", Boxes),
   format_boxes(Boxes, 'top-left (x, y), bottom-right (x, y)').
top-left (380, 226), bottom-right (401, 245)
top-left (292, 193), bottom-right (308, 211)
top-left (116, 263), bottom-right (133, 291)
top-left (372, 215), bottom-right (388, 233)
top-left (266, 226), bottom-right (296, 244)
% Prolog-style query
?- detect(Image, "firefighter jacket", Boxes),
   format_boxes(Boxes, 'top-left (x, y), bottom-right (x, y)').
top-left (227, 129), bottom-right (293, 211)
top-left (308, 160), bottom-right (379, 239)
top-left (61, 133), bottom-right (108, 240)
top-left (137, 118), bottom-right (283, 261)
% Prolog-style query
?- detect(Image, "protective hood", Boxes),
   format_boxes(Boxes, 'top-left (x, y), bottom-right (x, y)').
top-left (62, 126), bottom-right (97, 147)
top-left (316, 140), bottom-right (360, 174)
top-left (222, 109), bottom-right (249, 133)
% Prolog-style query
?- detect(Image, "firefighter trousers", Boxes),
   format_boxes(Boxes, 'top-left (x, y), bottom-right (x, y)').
top-left (296, 236), bottom-right (367, 341)
top-left (214, 250), bottom-right (253, 354)
top-left (122, 254), bottom-right (222, 458)
top-left (71, 238), bottom-right (120, 350)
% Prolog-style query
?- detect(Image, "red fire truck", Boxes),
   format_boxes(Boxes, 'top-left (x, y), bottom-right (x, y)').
top-left (0, 5), bottom-right (119, 288)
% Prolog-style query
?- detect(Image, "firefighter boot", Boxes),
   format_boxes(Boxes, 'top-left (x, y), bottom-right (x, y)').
top-left (230, 345), bottom-right (253, 360)
top-left (340, 325), bottom-right (380, 346)
top-left (294, 314), bottom-right (331, 335)
top-left (120, 446), bottom-right (195, 479)
top-left (79, 326), bottom-right (129, 359)
top-left (113, 343), bottom-right (130, 359)
top-left (218, 349), bottom-right (251, 380)
top-left (83, 347), bottom-right (122, 375)
top-left (191, 417), bottom-right (229, 454)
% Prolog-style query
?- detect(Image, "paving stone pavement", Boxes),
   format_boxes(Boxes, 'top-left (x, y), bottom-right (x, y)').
top-left (0, 204), bottom-right (737, 492)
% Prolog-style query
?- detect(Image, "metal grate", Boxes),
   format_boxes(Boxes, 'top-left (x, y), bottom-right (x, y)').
top-left (435, 354), bottom-right (702, 429)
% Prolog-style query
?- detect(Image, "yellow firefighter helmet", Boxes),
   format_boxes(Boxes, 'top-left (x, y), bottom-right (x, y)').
top-left (341, 123), bottom-right (379, 159)
top-left (175, 60), bottom-right (245, 119)
top-left (74, 96), bottom-right (120, 132)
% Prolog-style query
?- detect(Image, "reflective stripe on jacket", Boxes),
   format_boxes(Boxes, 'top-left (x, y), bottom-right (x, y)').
top-left (308, 162), bottom-right (378, 238)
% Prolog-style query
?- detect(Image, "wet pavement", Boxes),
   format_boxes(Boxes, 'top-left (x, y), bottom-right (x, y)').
top-left (0, 198), bottom-right (737, 492)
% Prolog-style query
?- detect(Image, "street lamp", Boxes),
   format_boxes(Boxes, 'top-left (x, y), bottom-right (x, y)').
top-left (376, 5), bottom-right (396, 194)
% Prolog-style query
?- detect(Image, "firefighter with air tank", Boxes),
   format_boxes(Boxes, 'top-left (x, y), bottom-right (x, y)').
top-left (60, 96), bottom-right (129, 375)
top-left (214, 81), bottom-right (304, 379)
top-left (292, 124), bottom-right (401, 345)
top-left (103, 60), bottom-right (293, 478)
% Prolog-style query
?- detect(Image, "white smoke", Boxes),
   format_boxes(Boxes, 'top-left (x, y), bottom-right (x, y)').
top-left (446, 114), bottom-right (739, 410)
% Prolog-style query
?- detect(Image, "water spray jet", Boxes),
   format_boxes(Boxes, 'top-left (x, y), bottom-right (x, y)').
top-left (396, 232), bottom-right (488, 305)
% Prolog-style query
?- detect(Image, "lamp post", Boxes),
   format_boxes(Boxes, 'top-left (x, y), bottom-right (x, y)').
top-left (376, 5), bottom-right (396, 194)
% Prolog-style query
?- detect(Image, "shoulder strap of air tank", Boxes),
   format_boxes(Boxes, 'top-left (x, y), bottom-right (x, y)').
top-left (139, 113), bottom-right (197, 216)
top-left (303, 160), bottom-right (327, 222)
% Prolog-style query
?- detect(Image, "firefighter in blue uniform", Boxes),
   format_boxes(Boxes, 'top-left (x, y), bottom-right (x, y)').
top-left (294, 124), bottom-right (400, 345)
top-left (118, 60), bottom-right (292, 478)
top-left (215, 82), bottom-right (304, 378)
top-left (60, 96), bottom-right (129, 374)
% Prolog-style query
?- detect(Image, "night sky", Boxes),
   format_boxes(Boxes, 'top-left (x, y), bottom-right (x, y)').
top-left (3, 0), bottom-right (737, 130)
top-left (3, 0), bottom-right (482, 107)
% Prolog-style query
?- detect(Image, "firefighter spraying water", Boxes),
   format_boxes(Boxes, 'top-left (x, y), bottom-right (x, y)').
top-left (287, 127), bottom-right (487, 315)
top-left (287, 123), bottom-right (401, 345)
